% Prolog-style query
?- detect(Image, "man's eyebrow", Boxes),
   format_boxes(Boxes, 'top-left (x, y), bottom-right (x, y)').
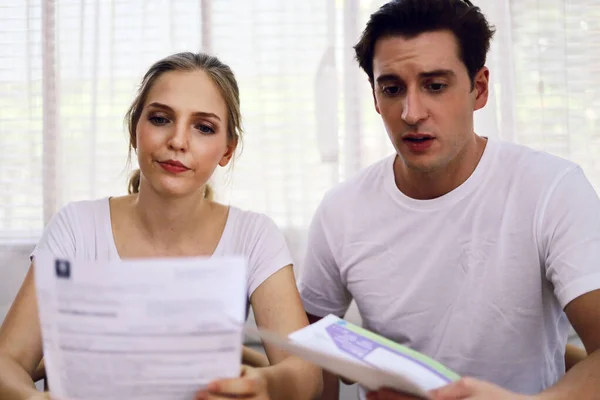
top-left (419, 69), bottom-right (456, 79)
top-left (375, 73), bottom-right (403, 85)
top-left (375, 69), bottom-right (456, 85)
top-left (146, 102), bottom-right (221, 121)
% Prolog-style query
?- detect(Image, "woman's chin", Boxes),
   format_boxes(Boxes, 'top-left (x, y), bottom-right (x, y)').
top-left (152, 181), bottom-right (203, 199)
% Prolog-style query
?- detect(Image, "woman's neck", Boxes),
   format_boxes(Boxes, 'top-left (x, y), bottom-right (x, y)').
top-left (133, 186), bottom-right (211, 248)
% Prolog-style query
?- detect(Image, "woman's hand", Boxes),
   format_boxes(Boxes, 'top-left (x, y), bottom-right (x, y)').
top-left (26, 393), bottom-right (58, 400)
top-left (195, 365), bottom-right (270, 400)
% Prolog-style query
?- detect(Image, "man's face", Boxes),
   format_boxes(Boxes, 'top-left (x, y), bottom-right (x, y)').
top-left (371, 30), bottom-right (489, 174)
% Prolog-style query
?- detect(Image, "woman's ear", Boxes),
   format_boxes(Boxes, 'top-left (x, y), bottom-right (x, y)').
top-left (130, 130), bottom-right (138, 151)
top-left (219, 136), bottom-right (238, 167)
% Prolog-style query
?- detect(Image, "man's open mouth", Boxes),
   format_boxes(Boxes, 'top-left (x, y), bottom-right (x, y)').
top-left (404, 137), bottom-right (433, 142)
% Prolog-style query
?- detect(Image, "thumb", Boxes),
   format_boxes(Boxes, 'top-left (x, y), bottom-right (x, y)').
top-left (429, 378), bottom-right (476, 400)
top-left (240, 364), bottom-right (252, 377)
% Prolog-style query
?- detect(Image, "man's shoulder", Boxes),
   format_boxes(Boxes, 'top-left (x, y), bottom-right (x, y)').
top-left (493, 139), bottom-right (579, 181)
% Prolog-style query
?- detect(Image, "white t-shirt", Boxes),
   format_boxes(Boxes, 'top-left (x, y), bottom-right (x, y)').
top-left (298, 138), bottom-right (600, 396)
top-left (31, 198), bottom-right (293, 300)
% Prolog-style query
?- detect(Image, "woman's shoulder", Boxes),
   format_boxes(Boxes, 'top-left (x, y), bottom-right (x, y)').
top-left (217, 203), bottom-right (287, 255)
top-left (226, 204), bottom-right (282, 237)
top-left (32, 197), bottom-right (114, 260)
top-left (47, 197), bottom-right (112, 229)
top-left (220, 204), bottom-right (293, 297)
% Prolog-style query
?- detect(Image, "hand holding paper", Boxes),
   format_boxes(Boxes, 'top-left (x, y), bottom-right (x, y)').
top-left (34, 254), bottom-right (248, 400)
top-left (195, 365), bottom-right (269, 400)
top-left (247, 315), bottom-right (461, 399)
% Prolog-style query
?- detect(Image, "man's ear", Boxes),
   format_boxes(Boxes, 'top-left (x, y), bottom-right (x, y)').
top-left (219, 136), bottom-right (238, 167)
top-left (473, 67), bottom-right (489, 111)
top-left (371, 80), bottom-right (381, 115)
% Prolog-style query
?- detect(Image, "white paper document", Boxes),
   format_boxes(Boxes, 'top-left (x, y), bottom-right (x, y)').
top-left (247, 314), bottom-right (461, 399)
top-left (33, 253), bottom-right (247, 400)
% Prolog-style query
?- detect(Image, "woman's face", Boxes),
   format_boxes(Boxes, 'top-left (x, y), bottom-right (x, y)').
top-left (135, 70), bottom-right (235, 198)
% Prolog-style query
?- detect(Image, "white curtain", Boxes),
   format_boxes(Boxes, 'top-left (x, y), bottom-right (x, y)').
top-left (1, 0), bottom-right (599, 332)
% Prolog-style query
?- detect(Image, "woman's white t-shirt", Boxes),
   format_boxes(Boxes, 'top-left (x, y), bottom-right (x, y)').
top-left (31, 198), bottom-right (293, 299)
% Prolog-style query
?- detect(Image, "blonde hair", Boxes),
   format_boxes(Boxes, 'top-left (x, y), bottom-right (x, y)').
top-left (125, 52), bottom-right (243, 200)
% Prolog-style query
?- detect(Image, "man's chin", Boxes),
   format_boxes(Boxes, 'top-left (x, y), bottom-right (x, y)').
top-left (397, 154), bottom-right (442, 175)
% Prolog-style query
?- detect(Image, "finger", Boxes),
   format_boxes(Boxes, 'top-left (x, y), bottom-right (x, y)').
top-left (197, 394), bottom-right (251, 400)
top-left (195, 391), bottom-right (245, 400)
top-left (205, 394), bottom-right (252, 400)
top-left (239, 364), bottom-right (252, 377)
top-left (366, 392), bottom-right (379, 400)
top-left (48, 394), bottom-right (68, 400)
top-left (207, 376), bottom-right (263, 396)
top-left (194, 392), bottom-right (206, 400)
top-left (340, 376), bottom-right (357, 385)
top-left (377, 388), bottom-right (422, 400)
top-left (429, 378), bottom-right (476, 400)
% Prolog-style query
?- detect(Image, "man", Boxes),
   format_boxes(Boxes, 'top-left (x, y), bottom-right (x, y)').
top-left (298, 0), bottom-right (600, 399)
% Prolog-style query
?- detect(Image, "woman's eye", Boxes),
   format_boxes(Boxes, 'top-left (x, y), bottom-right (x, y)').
top-left (196, 124), bottom-right (216, 134)
top-left (149, 116), bottom-right (169, 125)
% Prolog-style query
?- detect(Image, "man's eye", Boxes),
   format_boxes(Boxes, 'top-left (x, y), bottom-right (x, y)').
top-left (382, 86), bottom-right (401, 96)
top-left (427, 83), bottom-right (447, 92)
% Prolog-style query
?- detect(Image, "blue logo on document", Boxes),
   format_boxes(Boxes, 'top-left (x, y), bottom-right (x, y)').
top-left (55, 259), bottom-right (71, 279)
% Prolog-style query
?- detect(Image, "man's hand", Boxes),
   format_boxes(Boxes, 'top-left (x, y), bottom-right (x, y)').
top-left (368, 378), bottom-right (536, 400)
top-left (195, 365), bottom-right (269, 400)
top-left (427, 378), bottom-right (535, 400)
top-left (366, 388), bottom-right (420, 400)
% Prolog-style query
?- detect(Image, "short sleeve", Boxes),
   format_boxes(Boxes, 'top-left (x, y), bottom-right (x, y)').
top-left (30, 203), bottom-right (77, 262)
top-left (297, 195), bottom-right (352, 318)
top-left (541, 166), bottom-right (600, 308)
top-left (246, 214), bottom-right (294, 297)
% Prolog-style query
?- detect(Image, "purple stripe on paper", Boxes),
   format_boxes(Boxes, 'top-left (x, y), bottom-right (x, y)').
top-left (325, 323), bottom-right (451, 384)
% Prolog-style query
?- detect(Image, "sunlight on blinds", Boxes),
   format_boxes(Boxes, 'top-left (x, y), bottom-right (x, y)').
top-left (209, 0), bottom-right (336, 230)
top-left (0, 1), bottom-right (43, 242)
top-left (1, 0), bottom-right (599, 249)
top-left (511, 0), bottom-right (600, 190)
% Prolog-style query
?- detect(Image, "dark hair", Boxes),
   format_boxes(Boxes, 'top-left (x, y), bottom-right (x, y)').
top-left (354, 0), bottom-right (495, 86)
top-left (125, 52), bottom-right (243, 199)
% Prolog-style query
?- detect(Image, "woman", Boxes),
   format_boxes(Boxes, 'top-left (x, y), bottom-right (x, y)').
top-left (0, 52), bottom-right (322, 400)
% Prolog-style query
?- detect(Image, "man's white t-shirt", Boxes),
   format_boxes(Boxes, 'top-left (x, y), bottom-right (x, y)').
top-left (298, 138), bottom-right (600, 395)
top-left (32, 198), bottom-right (293, 300)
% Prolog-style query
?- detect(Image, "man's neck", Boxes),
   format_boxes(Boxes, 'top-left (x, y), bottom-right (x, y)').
top-left (394, 136), bottom-right (487, 200)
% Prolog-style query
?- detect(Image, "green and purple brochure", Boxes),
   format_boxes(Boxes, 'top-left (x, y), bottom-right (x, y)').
top-left (252, 314), bottom-right (460, 398)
